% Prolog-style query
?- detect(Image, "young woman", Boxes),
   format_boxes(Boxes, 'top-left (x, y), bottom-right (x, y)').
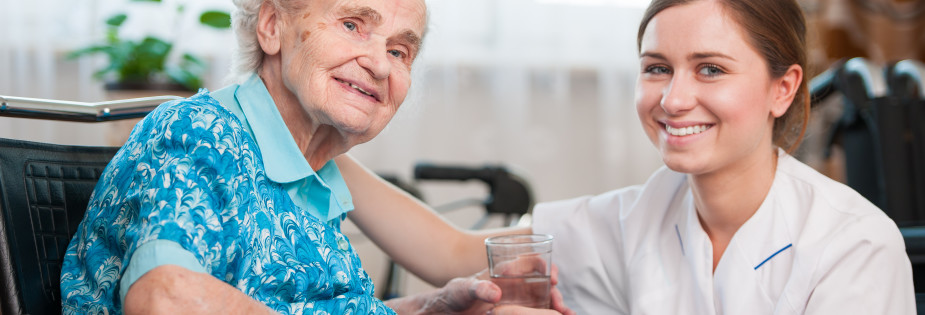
top-left (337, 0), bottom-right (915, 313)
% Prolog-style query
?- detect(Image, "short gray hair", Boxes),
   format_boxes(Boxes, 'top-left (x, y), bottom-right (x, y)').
top-left (227, 0), bottom-right (307, 84)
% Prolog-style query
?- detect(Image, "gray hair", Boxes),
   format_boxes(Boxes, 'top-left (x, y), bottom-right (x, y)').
top-left (227, 0), bottom-right (307, 84)
top-left (226, 0), bottom-right (429, 84)
top-left (227, 0), bottom-right (262, 84)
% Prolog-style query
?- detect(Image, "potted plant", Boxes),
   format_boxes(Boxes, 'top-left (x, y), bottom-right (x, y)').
top-left (68, 0), bottom-right (231, 145)
top-left (68, 0), bottom-right (231, 95)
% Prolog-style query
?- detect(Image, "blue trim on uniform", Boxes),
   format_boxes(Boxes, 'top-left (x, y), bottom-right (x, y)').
top-left (754, 243), bottom-right (793, 270)
top-left (675, 224), bottom-right (685, 256)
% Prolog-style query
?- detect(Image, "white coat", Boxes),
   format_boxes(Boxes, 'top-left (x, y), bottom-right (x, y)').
top-left (534, 151), bottom-right (915, 314)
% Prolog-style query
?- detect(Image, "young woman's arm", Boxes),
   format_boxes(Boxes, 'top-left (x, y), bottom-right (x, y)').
top-left (337, 154), bottom-right (531, 286)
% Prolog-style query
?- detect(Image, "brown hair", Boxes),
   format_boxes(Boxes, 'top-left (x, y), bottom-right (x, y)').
top-left (637, 0), bottom-right (810, 153)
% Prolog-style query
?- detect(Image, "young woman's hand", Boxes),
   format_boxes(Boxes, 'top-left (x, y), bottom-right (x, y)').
top-left (386, 265), bottom-right (574, 315)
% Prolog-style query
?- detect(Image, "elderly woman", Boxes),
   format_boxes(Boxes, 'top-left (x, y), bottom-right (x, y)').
top-left (60, 0), bottom-right (568, 314)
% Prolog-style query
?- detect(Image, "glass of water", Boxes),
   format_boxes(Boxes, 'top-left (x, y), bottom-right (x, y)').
top-left (484, 234), bottom-right (553, 309)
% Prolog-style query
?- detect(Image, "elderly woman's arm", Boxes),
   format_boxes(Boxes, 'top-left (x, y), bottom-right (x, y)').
top-left (337, 154), bottom-right (531, 286)
top-left (124, 265), bottom-right (564, 315)
top-left (123, 265), bottom-right (277, 315)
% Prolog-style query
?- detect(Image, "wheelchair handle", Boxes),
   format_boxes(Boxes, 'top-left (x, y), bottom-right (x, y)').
top-left (414, 164), bottom-right (498, 182)
top-left (414, 163), bottom-right (535, 216)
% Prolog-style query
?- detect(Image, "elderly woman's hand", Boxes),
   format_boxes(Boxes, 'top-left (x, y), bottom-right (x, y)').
top-left (386, 264), bottom-right (574, 315)
top-left (419, 276), bottom-right (500, 314)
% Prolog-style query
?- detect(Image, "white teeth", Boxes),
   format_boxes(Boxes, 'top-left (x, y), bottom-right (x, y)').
top-left (666, 124), bottom-right (710, 136)
top-left (337, 79), bottom-right (374, 97)
top-left (349, 83), bottom-right (373, 97)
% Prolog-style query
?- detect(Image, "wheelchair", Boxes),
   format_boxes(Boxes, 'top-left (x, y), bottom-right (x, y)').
top-left (0, 95), bottom-right (176, 314)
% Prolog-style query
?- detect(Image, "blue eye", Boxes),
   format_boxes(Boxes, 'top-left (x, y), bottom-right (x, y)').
top-left (645, 65), bottom-right (671, 75)
top-left (388, 49), bottom-right (403, 58)
top-left (699, 64), bottom-right (723, 76)
top-left (343, 21), bottom-right (357, 31)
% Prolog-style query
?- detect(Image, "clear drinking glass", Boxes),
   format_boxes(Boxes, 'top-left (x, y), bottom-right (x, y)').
top-left (484, 234), bottom-right (554, 309)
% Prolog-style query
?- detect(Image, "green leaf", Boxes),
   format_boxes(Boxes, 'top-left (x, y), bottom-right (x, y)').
top-left (166, 68), bottom-right (203, 90)
top-left (132, 37), bottom-right (172, 75)
top-left (92, 68), bottom-right (112, 80)
top-left (137, 36), bottom-right (171, 56)
top-left (93, 61), bottom-right (122, 79)
top-left (106, 28), bottom-right (120, 44)
top-left (112, 40), bottom-right (141, 81)
top-left (178, 53), bottom-right (206, 88)
top-left (199, 11), bottom-right (231, 29)
top-left (105, 14), bottom-right (127, 27)
top-left (182, 53), bottom-right (206, 67)
top-left (66, 45), bottom-right (113, 59)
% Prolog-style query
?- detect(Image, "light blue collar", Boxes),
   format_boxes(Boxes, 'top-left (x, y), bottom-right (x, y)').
top-left (236, 74), bottom-right (314, 182)
top-left (211, 74), bottom-right (353, 222)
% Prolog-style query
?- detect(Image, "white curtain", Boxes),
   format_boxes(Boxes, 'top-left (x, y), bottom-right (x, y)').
top-left (354, 0), bottom-right (661, 203)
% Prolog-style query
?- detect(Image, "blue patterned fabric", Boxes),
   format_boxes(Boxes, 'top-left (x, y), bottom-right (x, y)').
top-left (60, 91), bottom-right (394, 315)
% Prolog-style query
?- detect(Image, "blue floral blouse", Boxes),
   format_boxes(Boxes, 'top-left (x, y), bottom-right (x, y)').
top-left (60, 91), bottom-right (393, 314)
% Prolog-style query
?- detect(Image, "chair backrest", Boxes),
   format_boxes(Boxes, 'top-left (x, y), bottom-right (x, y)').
top-left (0, 138), bottom-right (120, 315)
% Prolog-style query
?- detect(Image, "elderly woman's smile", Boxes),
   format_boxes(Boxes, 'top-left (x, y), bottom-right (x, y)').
top-left (334, 77), bottom-right (380, 101)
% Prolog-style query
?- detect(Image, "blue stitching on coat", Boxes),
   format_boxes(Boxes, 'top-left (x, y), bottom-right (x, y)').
top-left (754, 243), bottom-right (793, 270)
top-left (675, 224), bottom-right (685, 256)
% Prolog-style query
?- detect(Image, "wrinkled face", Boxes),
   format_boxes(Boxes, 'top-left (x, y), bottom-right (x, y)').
top-left (635, 1), bottom-right (784, 176)
top-left (278, 0), bottom-right (426, 145)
